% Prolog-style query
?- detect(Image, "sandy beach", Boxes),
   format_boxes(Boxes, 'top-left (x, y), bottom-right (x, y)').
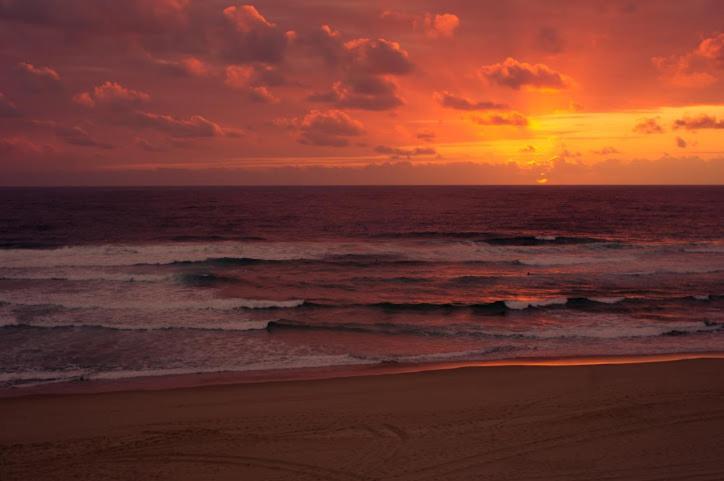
top-left (2, 358), bottom-right (724, 481)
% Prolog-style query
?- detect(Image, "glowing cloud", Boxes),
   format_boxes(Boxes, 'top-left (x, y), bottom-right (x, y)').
top-left (673, 114), bottom-right (724, 129)
top-left (479, 57), bottom-right (573, 90)
top-left (282, 109), bottom-right (365, 147)
top-left (633, 118), bottom-right (665, 134)
top-left (74, 82), bottom-right (150, 109)
top-left (435, 91), bottom-right (508, 110)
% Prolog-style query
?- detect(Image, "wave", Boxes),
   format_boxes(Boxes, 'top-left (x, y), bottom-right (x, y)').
top-left (3, 294), bottom-right (720, 319)
top-left (2, 319), bottom-right (273, 332)
top-left (177, 272), bottom-right (238, 287)
top-left (0, 239), bottom-right (652, 269)
top-left (0, 354), bottom-right (372, 388)
top-left (0, 297), bottom-right (306, 312)
top-left (483, 235), bottom-right (605, 246)
top-left (372, 231), bottom-right (609, 245)
top-left (4, 315), bottom-right (722, 340)
top-left (266, 319), bottom-right (724, 340)
top-left (0, 272), bottom-right (166, 282)
top-left (297, 294), bottom-right (723, 314)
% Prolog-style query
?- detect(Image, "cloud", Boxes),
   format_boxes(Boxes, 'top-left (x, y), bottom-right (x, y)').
top-left (0, 92), bottom-right (21, 117)
top-left (374, 145), bottom-right (437, 159)
top-left (344, 38), bottom-right (414, 75)
top-left (416, 130), bottom-right (436, 142)
top-left (225, 64), bottom-right (284, 87)
top-left (309, 75), bottom-right (403, 111)
top-left (479, 57), bottom-right (573, 90)
top-left (301, 25), bottom-right (346, 67)
top-left (673, 114), bottom-right (724, 130)
top-left (16, 62), bottom-right (62, 91)
top-left (153, 56), bottom-right (209, 77)
top-left (633, 117), bottom-right (664, 134)
top-left (434, 91), bottom-right (508, 110)
top-left (280, 109), bottom-right (364, 147)
top-left (653, 33), bottom-right (723, 87)
top-left (380, 10), bottom-right (460, 39)
top-left (676, 137), bottom-right (687, 148)
top-left (74, 81), bottom-right (150, 109)
top-left (0, 136), bottom-right (51, 155)
top-left (301, 26), bottom-right (413, 112)
top-left (222, 4), bottom-right (292, 64)
top-left (421, 13), bottom-right (460, 39)
top-left (473, 112), bottom-right (528, 126)
top-left (55, 125), bottom-right (113, 149)
top-left (592, 146), bottom-right (620, 155)
top-left (131, 111), bottom-right (239, 138)
top-left (0, 0), bottom-right (189, 33)
top-left (224, 65), bottom-right (280, 103)
top-left (303, 28), bottom-right (413, 110)
top-left (134, 137), bottom-right (167, 152)
top-left (536, 27), bottom-right (565, 54)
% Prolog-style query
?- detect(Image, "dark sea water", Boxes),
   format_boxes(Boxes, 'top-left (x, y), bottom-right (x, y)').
top-left (1, 186), bottom-right (723, 388)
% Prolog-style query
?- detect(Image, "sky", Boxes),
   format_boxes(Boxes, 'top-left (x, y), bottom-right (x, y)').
top-left (1, 0), bottom-right (723, 185)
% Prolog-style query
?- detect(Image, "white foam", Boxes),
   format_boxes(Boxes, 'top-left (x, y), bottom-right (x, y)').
top-left (0, 296), bottom-right (304, 312)
top-left (504, 297), bottom-right (568, 310)
top-left (518, 255), bottom-right (633, 266)
top-left (492, 321), bottom-right (721, 340)
top-left (589, 297), bottom-right (626, 304)
top-left (10, 319), bottom-right (274, 332)
top-left (0, 354), bottom-right (374, 387)
top-left (0, 271), bottom-right (166, 282)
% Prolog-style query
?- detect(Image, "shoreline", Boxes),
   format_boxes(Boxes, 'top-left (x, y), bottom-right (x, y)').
top-left (4, 350), bottom-right (723, 399)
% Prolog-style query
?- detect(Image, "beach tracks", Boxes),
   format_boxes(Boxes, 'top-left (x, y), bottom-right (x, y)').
top-left (2, 364), bottom-right (724, 481)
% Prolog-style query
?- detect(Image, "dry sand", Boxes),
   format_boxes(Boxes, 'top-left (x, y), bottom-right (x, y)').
top-left (2, 359), bottom-right (724, 481)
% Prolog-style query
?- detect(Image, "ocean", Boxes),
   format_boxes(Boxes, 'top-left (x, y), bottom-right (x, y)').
top-left (1, 186), bottom-right (723, 388)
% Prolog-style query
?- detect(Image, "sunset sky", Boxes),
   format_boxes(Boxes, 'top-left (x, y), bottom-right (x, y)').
top-left (1, 0), bottom-right (723, 185)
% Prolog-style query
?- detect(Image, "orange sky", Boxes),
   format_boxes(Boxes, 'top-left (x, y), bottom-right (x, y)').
top-left (1, 0), bottom-right (723, 185)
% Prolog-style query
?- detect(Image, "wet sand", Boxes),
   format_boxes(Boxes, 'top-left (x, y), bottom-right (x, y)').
top-left (2, 359), bottom-right (724, 480)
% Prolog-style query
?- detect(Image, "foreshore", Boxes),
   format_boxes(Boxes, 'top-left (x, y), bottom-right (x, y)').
top-left (3, 352), bottom-right (724, 399)
top-left (2, 357), bottom-right (724, 480)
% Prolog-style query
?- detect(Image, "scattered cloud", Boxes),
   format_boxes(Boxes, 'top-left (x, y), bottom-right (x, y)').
top-left (434, 91), bottom-right (508, 110)
top-left (479, 57), bottom-right (573, 90)
top-left (74, 81), bottom-right (150, 109)
top-left (673, 114), bottom-right (724, 129)
top-left (473, 112), bottom-right (528, 126)
top-left (131, 111), bottom-right (240, 138)
top-left (0, 92), bottom-right (21, 117)
top-left (309, 75), bottom-right (403, 110)
top-left (153, 56), bottom-right (210, 78)
top-left (344, 38), bottom-right (414, 75)
top-left (225, 65), bottom-right (280, 103)
top-left (0, 136), bottom-right (51, 155)
top-left (536, 27), bottom-right (565, 54)
top-left (653, 32), bottom-right (723, 87)
top-left (416, 130), bottom-right (436, 142)
top-left (380, 10), bottom-right (460, 39)
top-left (0, 0), bottom-right (189, 33)
top-left (421, 13), bottom-right (460, 38)
top-left (591, 146), bottom-right (620, 155)
top-left (222, 4), bottom-right (293, 64)
top-left (280, 109), bottom-right (364, 147)
top-left (55, 125), bottom-right (113, 149)
top-left (633, 117), bottom-right (665, 134)
top-left (374, 145), bottom-right (437, 159)
top-left (16, 62), bottom-right (61, 91)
